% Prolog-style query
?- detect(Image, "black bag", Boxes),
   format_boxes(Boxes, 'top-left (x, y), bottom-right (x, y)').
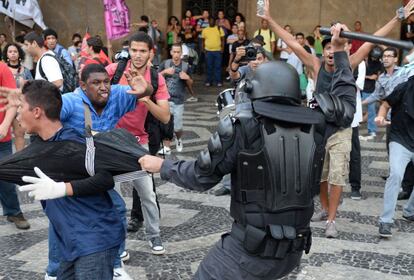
top-left (0, 129), bottom-right (148, 185)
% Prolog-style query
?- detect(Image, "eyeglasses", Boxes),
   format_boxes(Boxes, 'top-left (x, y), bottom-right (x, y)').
top-left (382, 55), bottom-right (395, 58)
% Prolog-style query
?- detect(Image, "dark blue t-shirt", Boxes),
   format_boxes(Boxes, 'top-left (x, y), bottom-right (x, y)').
top-left (43, 127), bottom-right (124, 261)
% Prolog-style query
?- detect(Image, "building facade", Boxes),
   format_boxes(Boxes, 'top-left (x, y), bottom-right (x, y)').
top-left (1, 0), bottom-right (404, 52)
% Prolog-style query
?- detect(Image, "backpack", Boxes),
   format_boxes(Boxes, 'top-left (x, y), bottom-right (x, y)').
top-left (39, 53), bottom-right (79, 93)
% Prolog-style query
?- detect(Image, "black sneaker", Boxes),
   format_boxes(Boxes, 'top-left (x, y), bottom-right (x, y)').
top-left (402, 215), bottom-right (414, 222)
top-left (214, 187), bottom-right (230, 196)
top-left (398, 191), bottom-right (411, 200)
top-left (127, 218), bottom-right (143, 232)
top-left (379, 223), bottom-right (392, 238)
top-left (149, 236), bottom-right (165, 255)
top-left (350, 190), bottom-right (362, 200)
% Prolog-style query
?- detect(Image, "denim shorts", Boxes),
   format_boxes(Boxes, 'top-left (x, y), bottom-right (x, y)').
top-left (169, 102), bottom-right (184, 131)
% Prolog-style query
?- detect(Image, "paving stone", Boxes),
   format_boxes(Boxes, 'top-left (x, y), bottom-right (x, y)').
top-left (1, 82), bottom-right (413, 279)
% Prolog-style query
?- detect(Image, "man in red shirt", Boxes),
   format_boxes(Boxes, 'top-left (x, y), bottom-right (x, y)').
top-left (0, 62), bottom-right (30, 230)
top-left (106, 32), bottom-right (170, 255)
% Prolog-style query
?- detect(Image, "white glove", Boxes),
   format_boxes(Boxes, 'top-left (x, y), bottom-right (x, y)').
top-left (19, 167), bottom-right (67, 200)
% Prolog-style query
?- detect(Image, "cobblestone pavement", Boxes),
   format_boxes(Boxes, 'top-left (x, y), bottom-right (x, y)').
top-left (1, 77), bottom-right (414, 279)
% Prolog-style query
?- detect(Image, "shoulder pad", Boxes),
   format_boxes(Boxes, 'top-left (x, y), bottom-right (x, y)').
top-left (197, 148), bottom-right (212, 171)
top-left (314, 92), bottom-right (336, 123)
top-left (208, 132), bottom-right (223, 154)
top-left (217, 115), bottom-right (234, 139)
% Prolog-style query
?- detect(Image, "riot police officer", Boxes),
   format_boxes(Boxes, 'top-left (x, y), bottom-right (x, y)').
top-left (139, 26), bottom-right (356, 279)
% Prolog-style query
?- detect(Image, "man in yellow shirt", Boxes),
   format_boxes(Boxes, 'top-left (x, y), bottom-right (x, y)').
top-left (202, 17), bottom-right (225, 87)
top-left (254, 19), bottom-right (276, 55)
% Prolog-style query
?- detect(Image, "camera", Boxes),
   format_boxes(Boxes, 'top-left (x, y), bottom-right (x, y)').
top-left (114, 47), bottom-right (130, 62)
top-left (241, 44), bottom-right (258, 62)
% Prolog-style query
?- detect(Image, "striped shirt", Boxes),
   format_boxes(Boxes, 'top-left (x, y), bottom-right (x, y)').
top-left (61, 85), bottom-right (137, 135)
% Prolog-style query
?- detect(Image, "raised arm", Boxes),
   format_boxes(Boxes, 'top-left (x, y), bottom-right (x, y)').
top-left (350, 0), bottom-right (414, 69)
top-left (258, 0), bottom-right (320, 80)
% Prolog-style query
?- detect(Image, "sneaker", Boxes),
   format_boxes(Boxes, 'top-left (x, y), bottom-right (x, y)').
top-left (217, 83), bottom-right (223, 87)
top-left (402, 215), bottom-right (414, 222)
top-left (379, 223), bottom-right (392, 238)
top-left (186, 96), bottom-right (198, 102)
top-left (325, 220), bottom-right (338, 238)
top-left (44, 274), bottom-right (57, 280)
top-left (127, 218), bottom-right (143, 232)
top-left (398, 191), bottom-right (411, 200)
top-left (149, 236), bottom-right (165, 255)
top-left (120, 250), bottom-right (130, 262)
top-left (311, 209), bottom-right (328, 222)
top-left (113, 267), bottom-right (133, 280)
top-left (205, 83), bottom-right (211, 87)
top-left (176, 138), bottom-right (183, 152)
top-left (7, 213), bottom-right (30, 230)
top-left (214, 187), bottom-right (231, 196)
top-left (157, 146), bottom-right (171, 155)
top-left (350, 190), bottom-right (362, 200)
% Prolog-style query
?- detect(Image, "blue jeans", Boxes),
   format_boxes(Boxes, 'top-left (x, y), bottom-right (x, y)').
top-left (47, 225), bottom-right (61, 277)
top-left (47, 189), bottom-right (127, 276)
top-left (361, 92), bottom-right (377, 134)
top-left (57, 246), bottom-right (118, 280)
top-left (108, 189), bottom-right (127, 268)
top-left (205, 51), bottom-right (222, 85)
top-left (0, 141), bottom-right (22, 216)
top-left (380, 142), bottom-right (414, 224)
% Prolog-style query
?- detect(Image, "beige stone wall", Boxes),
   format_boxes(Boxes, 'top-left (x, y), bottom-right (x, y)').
top-left (240, 0), bottom-right (402, 39)
top-left (0, 0), bottom-right (403, 52)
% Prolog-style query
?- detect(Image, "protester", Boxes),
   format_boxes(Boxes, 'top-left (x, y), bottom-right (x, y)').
top-left (254, 19), bottom-right (276, 54)
top-left (24, 32), bottom-right (63, 90)
top-left (106, 32), bottom-right (170, 257)
top-left (42, 28), bottom-right (73, 66)
top-left (2, 43), bottom-right (33, 151)
top-left (202, 17), bottom-right (225, 87)
top-left (257, 0), bottom-right (413, 238)
top-left (159, 43), bottom-right (192, 153)
top-left (0, 61), bottom-right (30, 230)
top-left (17, 80), bottom-right (125, 280)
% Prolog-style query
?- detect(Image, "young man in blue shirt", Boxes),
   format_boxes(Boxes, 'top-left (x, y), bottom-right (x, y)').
top-left (17, 80), bottom-right (123, 280)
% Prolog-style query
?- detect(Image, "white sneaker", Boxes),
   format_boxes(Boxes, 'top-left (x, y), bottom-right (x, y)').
top-left (113, 267), bottom-right (133, 280)
top-left (44, 274), bottom-right (57, 280)
top-left (157, 146), bottom-right (171, 155)
top-left (120, 250), bottom-right (130, 262)
top-left (186, 96), bottom-right (198, 102)
top-left (176, 138), bottom-right (183, 152)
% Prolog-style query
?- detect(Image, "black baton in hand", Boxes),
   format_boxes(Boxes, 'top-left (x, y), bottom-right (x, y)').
top-left (319, 27), bottom-right (414, 50)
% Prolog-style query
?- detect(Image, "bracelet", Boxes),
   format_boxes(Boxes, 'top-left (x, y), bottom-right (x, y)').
top-left (230, 66), bottom-right (239, 72)
top-left (233, 59), bottom-right (241, 64)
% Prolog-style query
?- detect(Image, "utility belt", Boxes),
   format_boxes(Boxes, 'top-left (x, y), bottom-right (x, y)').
top-left (230, 222), bottom-right (312, 259)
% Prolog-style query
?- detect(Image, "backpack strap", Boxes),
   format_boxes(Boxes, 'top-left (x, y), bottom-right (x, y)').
top-left (149, 66), bottom-right (159, 102)
top-left (57, 47), bottom-right (63, 58)
top-left (38, 53), bottom-right (58, 81)
top-left (83, 101), bottom-right (94, 137)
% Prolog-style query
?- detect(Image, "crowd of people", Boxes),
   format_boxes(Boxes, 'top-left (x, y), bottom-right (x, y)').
top-left (0, 0), bottom-right (414, 279)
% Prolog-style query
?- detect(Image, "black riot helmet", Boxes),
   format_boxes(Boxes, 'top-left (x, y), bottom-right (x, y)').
top-left (244, 61), bottom-right (301, 105)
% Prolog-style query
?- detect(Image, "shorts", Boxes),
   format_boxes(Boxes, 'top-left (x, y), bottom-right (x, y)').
top-left (169, 102), bottom-right (184, 131)
top-left (320, 128), bottom-right (352, 186)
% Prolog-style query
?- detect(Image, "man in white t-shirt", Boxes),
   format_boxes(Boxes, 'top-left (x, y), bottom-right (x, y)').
top-left (24, 32), bottom-right (63, 89)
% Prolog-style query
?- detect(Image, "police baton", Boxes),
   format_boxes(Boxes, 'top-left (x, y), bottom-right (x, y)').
top-left (319, 27), bottom-right (414, 50)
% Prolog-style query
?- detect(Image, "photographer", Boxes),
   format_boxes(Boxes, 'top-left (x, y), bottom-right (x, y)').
top-left (229, 44), bottom-right (268, 83)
